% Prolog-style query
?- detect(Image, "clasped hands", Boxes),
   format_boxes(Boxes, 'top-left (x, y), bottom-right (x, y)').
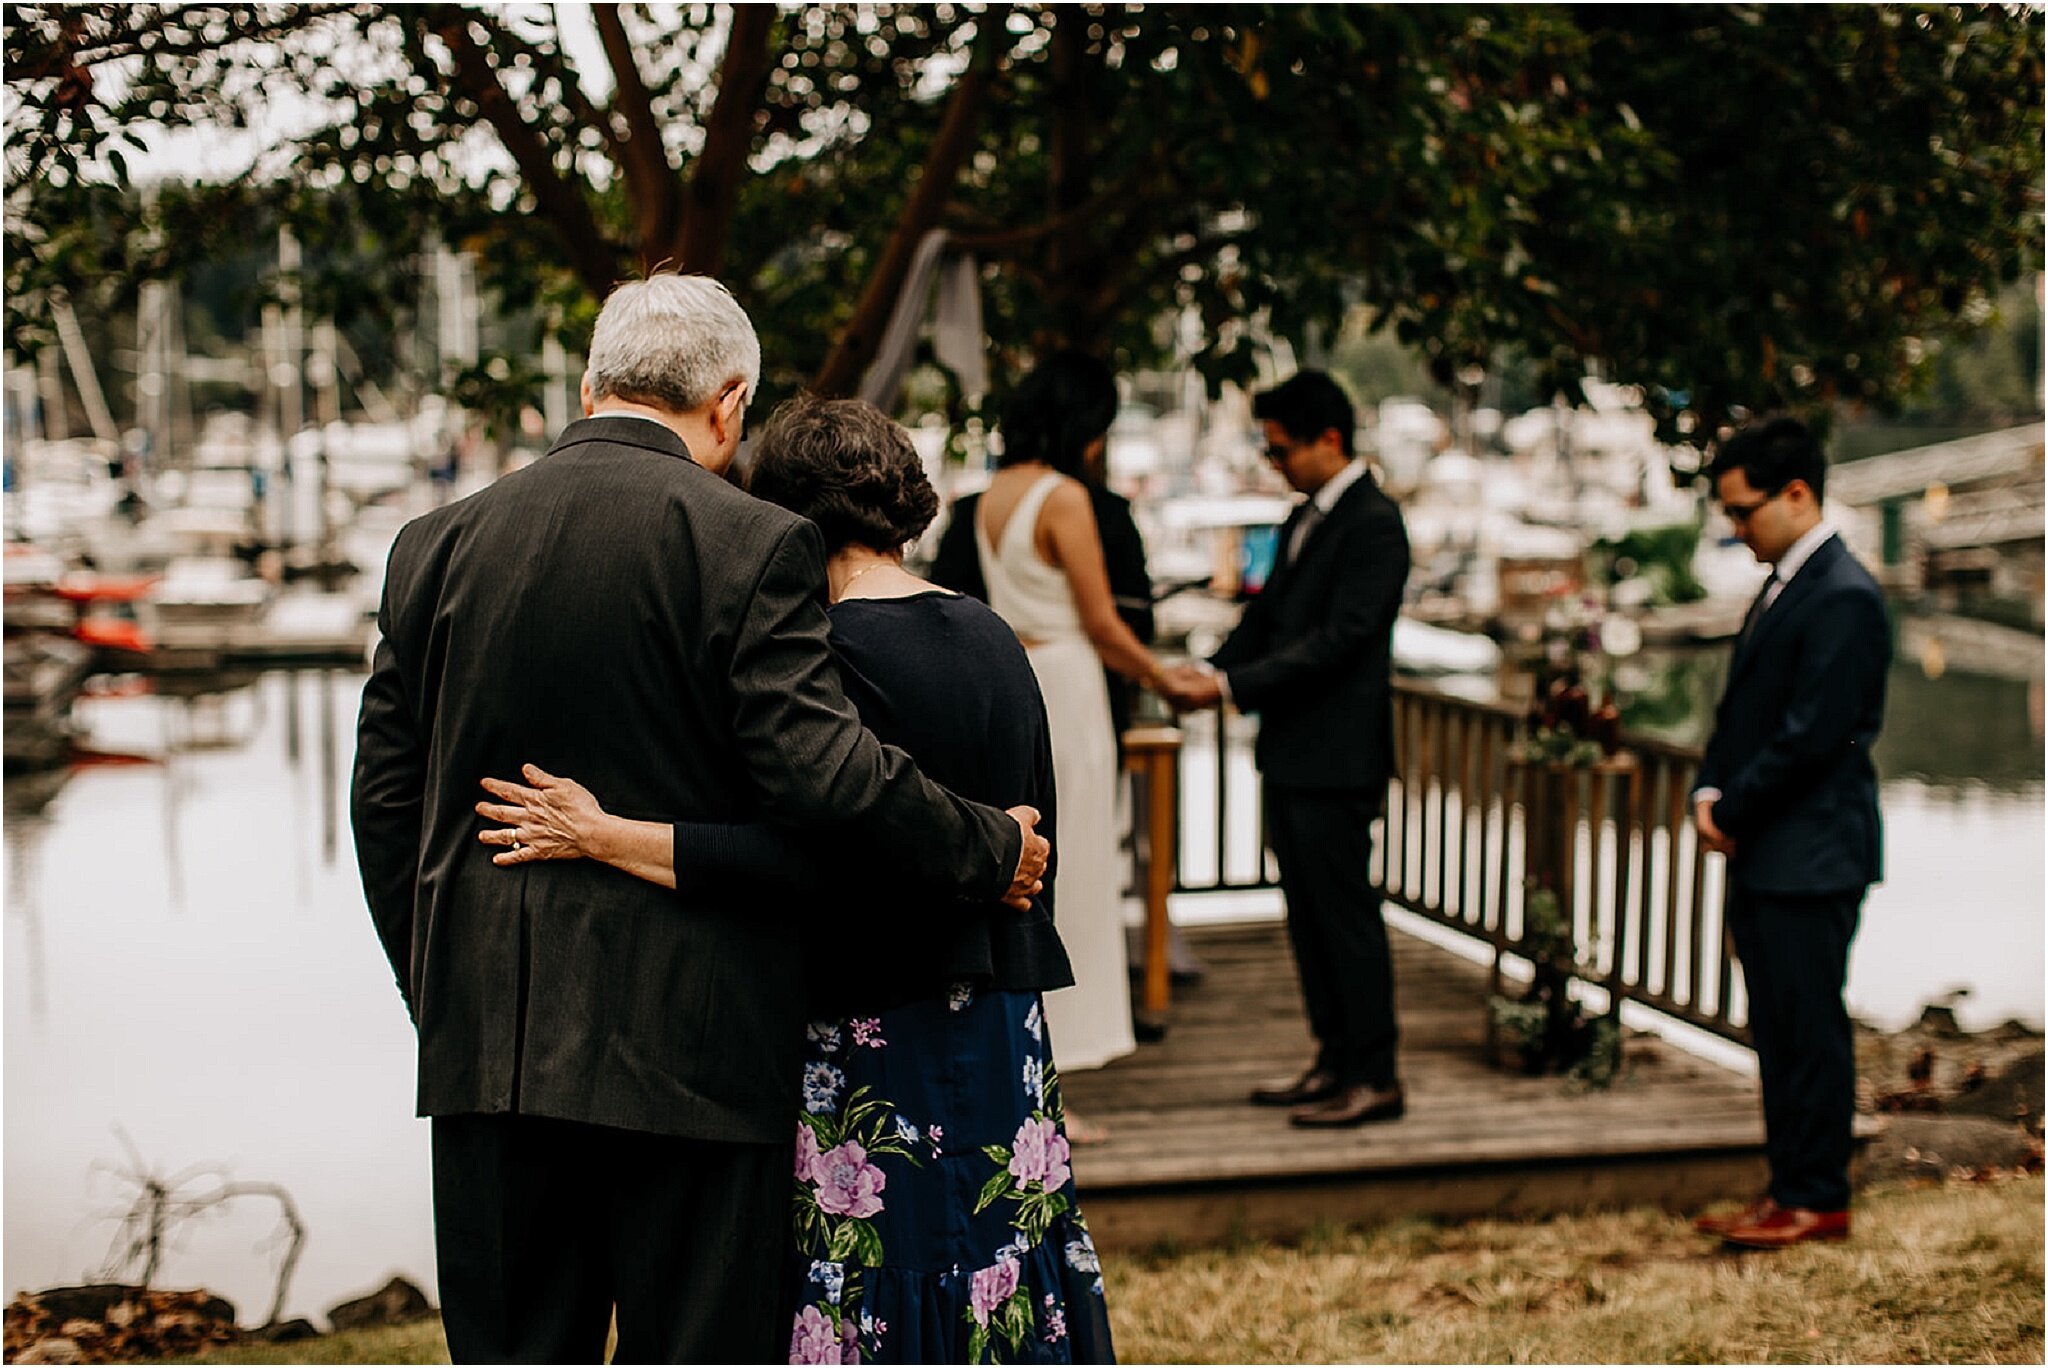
top-left (1152, 661), bottom-right (1224, 712)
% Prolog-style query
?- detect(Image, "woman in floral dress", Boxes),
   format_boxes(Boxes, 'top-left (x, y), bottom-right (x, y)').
top-left (476, 396), bottom-right (1114, 1364)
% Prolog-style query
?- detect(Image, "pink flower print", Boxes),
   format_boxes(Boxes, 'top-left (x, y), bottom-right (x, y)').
top-left (1007, 1116), bottom-right (1072, 1192)
top-left (795, 1122), bottom-right (823, 1183)
top-left (1044, 1294), bottom-right (1067, 1343)
top-left (790, 1305), bottom-right (843, 1364)
top-left (813, 1140), bottom-right (887, 1218)
top-left (849, 1017), bottom-right (887, 1048)
top-left (968, 1258), bottom-right (1021, 1326)
top-left (926, 1123), bottom-right (944, 1159)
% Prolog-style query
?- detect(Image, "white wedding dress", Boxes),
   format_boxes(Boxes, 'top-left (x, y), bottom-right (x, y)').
top-left (977, 473), bottom-right (1136, 1073)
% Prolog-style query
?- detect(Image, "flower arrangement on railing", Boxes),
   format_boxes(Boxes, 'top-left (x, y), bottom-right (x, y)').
top-left (1489, 879), bottom-right (1622, 1086)
top-left (1495, 656), bottom-right (1630, 1086)
top-left (1509, 673), bottom-right (1624, 769)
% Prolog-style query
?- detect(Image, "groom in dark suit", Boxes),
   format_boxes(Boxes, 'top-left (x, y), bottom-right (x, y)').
top-left (1689, 417), bottom-right (1889, 1250)
top-left (352, 275), bottom-right (1046, 1361)
top-left (1160, 370), bottom-right (1411, 1127)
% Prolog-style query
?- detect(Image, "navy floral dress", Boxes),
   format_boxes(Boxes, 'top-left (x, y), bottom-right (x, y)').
top-left (670, 593), bottom-right (1115, 1364)
top-left (788, 982), bottom-right (1114, 1364)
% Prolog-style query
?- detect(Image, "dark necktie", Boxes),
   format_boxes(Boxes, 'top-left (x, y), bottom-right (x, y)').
top-left (1735, 572), bottom-right (1779, 650)
top-left (1284, 501), bottom-right (1326, 566)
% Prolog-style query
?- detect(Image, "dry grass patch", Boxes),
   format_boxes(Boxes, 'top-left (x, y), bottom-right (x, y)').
top-left (164, 1178), bottom-right (2041, 1364)
top-left (1105, 1177), bottom-right (2044, 1363)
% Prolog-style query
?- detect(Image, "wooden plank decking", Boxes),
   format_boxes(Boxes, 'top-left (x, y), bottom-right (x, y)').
top-left (1061, 921), bottom-right (1839, 1250)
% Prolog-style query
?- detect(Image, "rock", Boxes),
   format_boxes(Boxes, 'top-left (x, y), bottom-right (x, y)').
top-left (1862, 1114), bottom-right (2042, 1183)
top-left (1916, 1003), bottom-right (1967, 1037)
top-left (26, 1283), bottom-right (236, 1331)
top-left (29, 1286), bottom-right (140, 1327)
top-left (253, 1317), bottom-right (322, 1343)
top-left (1947, 1046), bottom-right (2046, 1132)
top-left (14, 1334), bottom-right (83, 1364)
top-left (327, 1275), bottom-right (432, 1331)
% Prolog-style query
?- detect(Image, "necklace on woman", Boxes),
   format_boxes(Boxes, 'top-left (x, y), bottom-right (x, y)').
top-left (836, 560), bottom-right (892, 599)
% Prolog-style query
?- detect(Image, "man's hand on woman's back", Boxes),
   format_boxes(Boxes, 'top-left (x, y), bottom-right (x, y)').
top-left (1003, 806), bottom-right (1049, 911)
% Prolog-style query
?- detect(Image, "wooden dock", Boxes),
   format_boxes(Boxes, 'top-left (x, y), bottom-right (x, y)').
top-left (1062, 921), bottom-right (1861, 1251)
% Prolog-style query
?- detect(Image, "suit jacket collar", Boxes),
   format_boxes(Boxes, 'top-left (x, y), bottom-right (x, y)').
top-left (1266, 466), bottom-right (1379, 596)
top-left (549, 414), bottom-right (699, 465)
top-left (1725, 532), bottom-right (1845, 686)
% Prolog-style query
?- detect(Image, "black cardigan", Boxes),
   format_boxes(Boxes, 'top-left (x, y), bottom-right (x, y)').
top-left (672, 591), bottom-right (1075, 1017)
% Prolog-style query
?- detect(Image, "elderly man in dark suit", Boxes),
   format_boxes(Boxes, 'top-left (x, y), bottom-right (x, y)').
top-left (351, 275), bottom-right (1047, 1362)
top-left (1160, 370), bottom-right (1411, 1127)
top-left (1689, 417), bottom-right (1890, 1250)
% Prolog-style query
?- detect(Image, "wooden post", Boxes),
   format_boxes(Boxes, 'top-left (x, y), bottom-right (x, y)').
top-left (1123, 726), bottom-right (1183, 1022)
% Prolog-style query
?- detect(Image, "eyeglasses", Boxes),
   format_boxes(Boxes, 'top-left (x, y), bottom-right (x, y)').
top-left (1720, 489), bottom-right (1784, 524)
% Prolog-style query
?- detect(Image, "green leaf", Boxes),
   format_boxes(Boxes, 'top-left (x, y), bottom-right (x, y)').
top-left (981, 1144), bottom-right (1012, 1165)
top-left (973, 1170), bottom-right (1013, 1215)
top-left (998, 1288), bottom-right (1033, 1347)
top-left (967, 1324), bottom-right (989, 1365)
top-left (847, 1217), bottom-right (884, 1267)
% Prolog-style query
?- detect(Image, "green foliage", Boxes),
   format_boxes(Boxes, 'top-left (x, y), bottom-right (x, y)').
top-left (1509, 726), bottom-right (1604, 769)
top-left (6, 4), bottom-right (2040, 435)
top-left (1492, 881), bottom-right (1617, 1085)
top-left (1592, 522), bottom-right (1706, 606)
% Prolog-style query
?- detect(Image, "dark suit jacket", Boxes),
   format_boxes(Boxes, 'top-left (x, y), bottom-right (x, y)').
top-left (930, 485), bottom-right (1155, 738)
top-left (351, 415), bottom-right (1022, 1143)
top-left (1209, 469), bottom-right (1410, 792)
top-left (1697, 534), bottom-right (1889, 895)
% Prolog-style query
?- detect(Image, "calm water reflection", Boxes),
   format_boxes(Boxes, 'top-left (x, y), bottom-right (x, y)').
top-left (3, 625), bottom-right (2041, 1320)
top-left (5, 673), bottom-right (432, 1324)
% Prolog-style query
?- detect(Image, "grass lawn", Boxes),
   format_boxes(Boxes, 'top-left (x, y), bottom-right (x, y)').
top-left (174, 1177), bottom-right (2042, 1365)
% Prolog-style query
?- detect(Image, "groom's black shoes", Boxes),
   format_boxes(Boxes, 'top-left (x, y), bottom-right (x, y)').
top-left (1249, 1064), bottom-right (1340, 1107)
top-left (1289, 1081), bottom-right (1406, 1127)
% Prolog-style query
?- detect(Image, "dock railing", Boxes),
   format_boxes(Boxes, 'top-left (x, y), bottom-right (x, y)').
top-left (1153, 679), bottom-right (1747, 1043)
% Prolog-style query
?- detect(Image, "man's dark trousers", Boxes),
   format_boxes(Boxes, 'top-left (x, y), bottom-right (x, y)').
top-left (432, 1114), bottom-right (791, 1363)
top-left (1725, 890), bottom-right (1862, 1212)
top-left (1264, 781), bottom-right (1399, 1088)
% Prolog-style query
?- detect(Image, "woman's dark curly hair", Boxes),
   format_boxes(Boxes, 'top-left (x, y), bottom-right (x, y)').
top-left (745, 394), bottom-right (940, 553)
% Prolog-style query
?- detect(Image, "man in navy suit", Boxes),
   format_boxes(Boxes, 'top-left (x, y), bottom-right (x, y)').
top-left (1690, 417), bottom-right (1890, 1249)
top-left (1160, 371), bottom-right (1411, 1127)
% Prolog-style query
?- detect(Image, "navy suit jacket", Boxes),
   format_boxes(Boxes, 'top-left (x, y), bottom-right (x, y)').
top-left (1697, 534), bottom-right (1890, 896)
top-left (1209, 469), bottom-right (1410, 792)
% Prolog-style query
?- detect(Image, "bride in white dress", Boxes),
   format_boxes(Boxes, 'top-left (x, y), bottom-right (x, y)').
top-left (974, 354), bottom-right (1167, 1135)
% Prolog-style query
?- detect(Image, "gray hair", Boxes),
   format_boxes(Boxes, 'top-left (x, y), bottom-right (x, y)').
top-left (582, 274), bottom-right (761, 414)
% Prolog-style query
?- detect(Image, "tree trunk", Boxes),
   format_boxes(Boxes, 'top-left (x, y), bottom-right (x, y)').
top-left (673, 4), bottom-right (778, 276)
top-left (810, 5), bottom-right (1013, 397)
top-left (593, 4), bottom-right (681, 267)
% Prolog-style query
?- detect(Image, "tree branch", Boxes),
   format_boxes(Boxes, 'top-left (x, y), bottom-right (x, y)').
top-left (8, 4), bottom-right (369, 81)
top-left (429, 9), bottom-right (620, 299)
top-left (672, 3), bottom-right (778, 275)
top-left (811, 5), bottom-right (1014, 396)
top-left (945, 178), bottom-right (1151, 255)
top-left (593, 3), bottom-right (682, 265)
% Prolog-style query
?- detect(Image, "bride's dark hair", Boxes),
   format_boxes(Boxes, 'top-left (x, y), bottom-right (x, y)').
top-left (745, 394), bottom-right (939, 553)
top-left (994, 351), bottom-right (1119, 478)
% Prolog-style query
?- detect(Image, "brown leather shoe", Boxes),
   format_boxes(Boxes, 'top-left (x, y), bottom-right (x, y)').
top-left (1693, 1197), bottom-right (1777, 1236)
top-left (1289, 1082), bottom-right (1405, 1127)
top-left (1721, 1205), bottom-right (1850, 1249)
top-left (1249, 1065), bottom-right (1340, 1108)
